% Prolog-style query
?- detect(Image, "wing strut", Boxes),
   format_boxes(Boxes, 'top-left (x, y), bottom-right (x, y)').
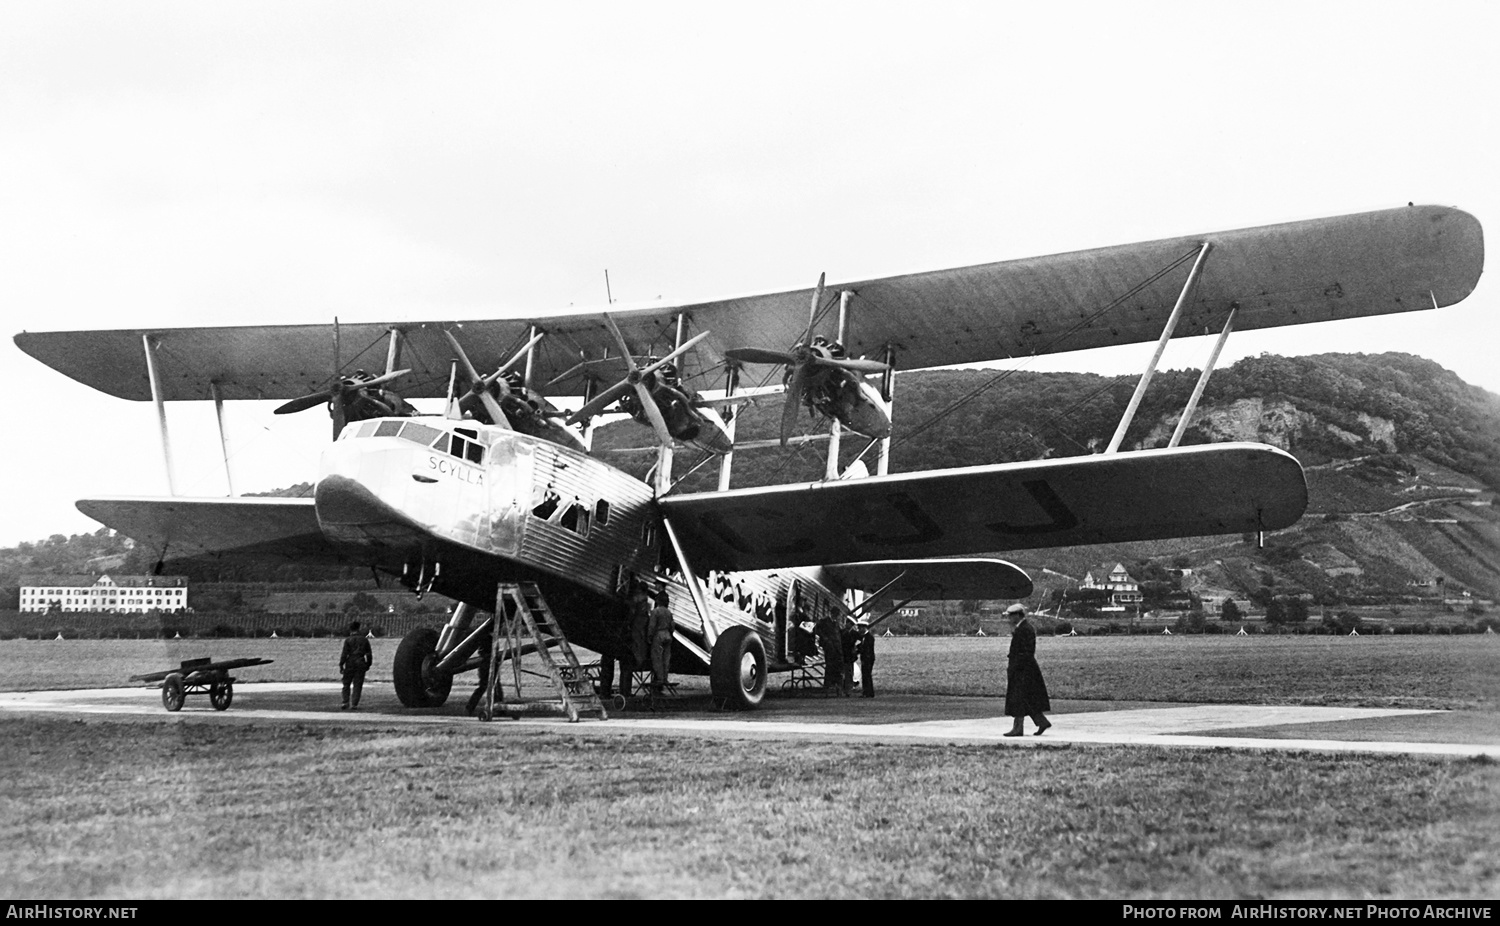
top-left (1105, 242), bottom-right (1213, 453)
top-left (210, 382), bottom-right (235, 496)
top-left (660, 514), bottom-right (718, 653)
top-left (141, 335), bottom-right (177, 496)
top-left (876, 344), bottom-right (896, 476)
top-left (1169, 305), bottom-right (1238, 448)
top-left (716, 365), bottom-right (740, 491)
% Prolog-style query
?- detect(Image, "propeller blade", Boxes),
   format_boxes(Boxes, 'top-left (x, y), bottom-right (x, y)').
top-left (724, 347), bottom-right (796, 366)
top-left (275, 391), bottom-right (333, 415)
top-left (780, 362), bottom-right (809, 448)
top-left (490, 331), bottom-right (545, 385)
top-left (810, 356), bottom-right (890, 374)
top-left (635, 382), bottom-right (675, 446)
top-left (803, 272), bottom-right (826, 347)
top-left (640, 330), bottom-right (710, 376)
top-left (567, 379), bottom-right (633, 425)
top-left (442, 330), bottom-right (510, 428)
top-left (351, 367), bottom-right (411, 390)
top-left (601, 313), bottom-right (640, 374)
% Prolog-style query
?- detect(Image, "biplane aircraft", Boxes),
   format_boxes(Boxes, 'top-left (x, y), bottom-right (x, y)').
top-left (13, 204), bottom-right (1483, 710)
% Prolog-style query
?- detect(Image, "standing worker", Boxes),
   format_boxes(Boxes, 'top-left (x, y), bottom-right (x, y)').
top-left (839, 618), bottom-right (858, 696)
top-left (339, 620), bottom-right (373, 711)
top-left (1003, 604), bottom-right (1051, 736)
top-left (625, 582), bottom-right (652, 697)
top-left (814, 613), bottom-right (843, 696)
top-left (466, 622), bottom-right (494, 715)
top-left (648, 589), bottom-right (674, 695)
top-left (857, 619), bottom-right (876, 698)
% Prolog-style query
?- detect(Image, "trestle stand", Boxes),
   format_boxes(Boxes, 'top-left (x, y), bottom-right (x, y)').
top-left (478, 582), bottom-right (607, 722)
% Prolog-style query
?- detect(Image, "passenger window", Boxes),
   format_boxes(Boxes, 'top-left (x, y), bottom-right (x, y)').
top-left (595, 500), bottom-right (611, 526)
top-left (532, 484), bottom-right (561, 520)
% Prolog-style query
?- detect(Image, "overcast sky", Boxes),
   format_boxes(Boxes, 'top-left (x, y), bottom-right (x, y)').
top-left (2, 1), bottom-right (1496, 547)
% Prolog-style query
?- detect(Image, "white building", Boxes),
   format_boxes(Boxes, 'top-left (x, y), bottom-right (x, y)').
top-left (19, 574), bottom-right (189, 614)
top-left (1081, 563), bottom-right (1143, 608)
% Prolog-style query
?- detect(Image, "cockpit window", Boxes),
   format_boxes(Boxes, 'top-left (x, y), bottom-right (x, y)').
top-left (353, 419), bottom-right (486, 465)
top-left (399, 422), bottom-right (442, 447)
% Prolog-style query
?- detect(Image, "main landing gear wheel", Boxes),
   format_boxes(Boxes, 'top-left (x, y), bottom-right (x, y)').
top-left (209, 681), bottom-right (233, 711)
top-left (161, 673), bottom-right (185, 712)
top-left (393, 627), bottom-right (453, 708)
top-left (710, 626), bottom-right (768, 710)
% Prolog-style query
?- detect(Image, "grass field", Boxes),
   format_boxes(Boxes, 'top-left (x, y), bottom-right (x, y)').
top-left (5, 633), bottom-right (1498, 710)
top-left (2, 634), bottom-right (1498, 899)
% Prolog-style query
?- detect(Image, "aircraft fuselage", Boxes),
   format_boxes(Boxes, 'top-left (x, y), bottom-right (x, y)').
top-left (314, 416), bottom-right (846, 673)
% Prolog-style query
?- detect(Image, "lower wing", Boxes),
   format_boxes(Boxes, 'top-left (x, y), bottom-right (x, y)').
top-left (77, 497), bottom-right (345, 564)
top-left (659, 442), bottom-right (1306, 572)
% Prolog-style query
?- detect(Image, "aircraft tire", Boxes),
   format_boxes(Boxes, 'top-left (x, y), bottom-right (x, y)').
top-left (162, 673), bottom-right (185, 712)
top-left (210, 681), bottom-right (233, 711)
top-left (393, 627), bottom-right (453, 708)
top-left (710, 626), bottom-right (767, 710)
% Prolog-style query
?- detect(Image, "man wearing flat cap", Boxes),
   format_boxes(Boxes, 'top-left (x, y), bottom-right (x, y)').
top-left (1003, 604), bottom-right (1051, 736)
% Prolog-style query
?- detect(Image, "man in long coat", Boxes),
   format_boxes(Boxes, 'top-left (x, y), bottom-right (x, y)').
top-left (856, 620), bottom-right (876, 698)
top-left (1003, 604), bottom-right (1051, 735)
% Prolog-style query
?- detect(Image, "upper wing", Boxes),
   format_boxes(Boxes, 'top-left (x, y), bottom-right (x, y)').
top-left (14, 205), bottom-right (1481, 402)
top-left (658, 442), bottom-right (1306, 573)
top-left (825, 559), bottom-right (1033, 600)
top-left (77, 497), bottom-right (346, 564)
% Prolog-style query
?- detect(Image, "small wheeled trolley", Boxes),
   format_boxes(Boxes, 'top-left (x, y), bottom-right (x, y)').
top-left (130, 656), bottom-right (275, 712)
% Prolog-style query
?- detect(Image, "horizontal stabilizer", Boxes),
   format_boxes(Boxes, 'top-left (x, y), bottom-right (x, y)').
top-left (77, 497), bottom-right (345, 564)
top-left (659, 442), bottom-right (1306, 572)
top-left (825, 558), bottom-right (1033, 600)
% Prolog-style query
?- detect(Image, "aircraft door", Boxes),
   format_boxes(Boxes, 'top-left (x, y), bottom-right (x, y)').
top-left (486, 437), bottom-right (527, 555)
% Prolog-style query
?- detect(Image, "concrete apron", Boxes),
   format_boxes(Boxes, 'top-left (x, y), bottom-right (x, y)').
top-left (2, 684), bottom-right (1496, 760)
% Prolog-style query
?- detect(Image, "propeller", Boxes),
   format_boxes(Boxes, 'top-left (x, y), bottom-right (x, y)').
top-left (442, 329), bottom-right (517, 428)
top-left (566, 314), bottom-right (709, 446)
top-left (724, 273), bottom-right (890, 446)
top-left (274, 368), bottom-right (411, 417)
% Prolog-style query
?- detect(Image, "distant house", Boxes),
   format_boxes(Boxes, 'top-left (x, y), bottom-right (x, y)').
top-left (1081, 563), bottom-right (1143, 609)
top-left (18, 574), bottom-right (188, 614)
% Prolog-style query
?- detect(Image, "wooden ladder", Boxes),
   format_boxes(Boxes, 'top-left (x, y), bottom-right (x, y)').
top-left (487, 582), bottom-right (607, 722)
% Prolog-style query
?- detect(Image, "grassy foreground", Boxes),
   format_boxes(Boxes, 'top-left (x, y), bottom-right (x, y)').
top-left (2, 717), bottom-right (1498, 900)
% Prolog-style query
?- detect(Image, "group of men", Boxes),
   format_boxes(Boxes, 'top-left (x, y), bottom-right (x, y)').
top-left (597, 582), bottom-right (676, 699)
top-left (810, 613), bottom-right (876, 698)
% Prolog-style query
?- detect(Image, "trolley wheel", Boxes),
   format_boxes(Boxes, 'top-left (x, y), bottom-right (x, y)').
top-left (393, 627), bottom-right (453, 708)
top-left (709, 626), bottom-right (768, 710)
top-left (161, 673), bottom-right (185, 712)
top-left (209, 681), bottom-right (233, 711)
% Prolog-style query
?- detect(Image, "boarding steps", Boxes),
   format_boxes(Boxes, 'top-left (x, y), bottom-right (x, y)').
top-left (478, 582), bottom-right (607, 723)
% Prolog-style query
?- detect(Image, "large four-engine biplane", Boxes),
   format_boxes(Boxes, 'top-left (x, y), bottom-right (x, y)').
top-left (14, 204), bottom-right (1483, 710)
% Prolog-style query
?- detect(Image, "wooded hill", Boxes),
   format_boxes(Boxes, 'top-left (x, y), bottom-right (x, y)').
top-left (6, 352), bottom-right (1499, 610)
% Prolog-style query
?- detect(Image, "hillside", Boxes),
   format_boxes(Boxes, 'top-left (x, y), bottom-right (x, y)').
top-left (6, 352), bottom-right (1499, 611)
